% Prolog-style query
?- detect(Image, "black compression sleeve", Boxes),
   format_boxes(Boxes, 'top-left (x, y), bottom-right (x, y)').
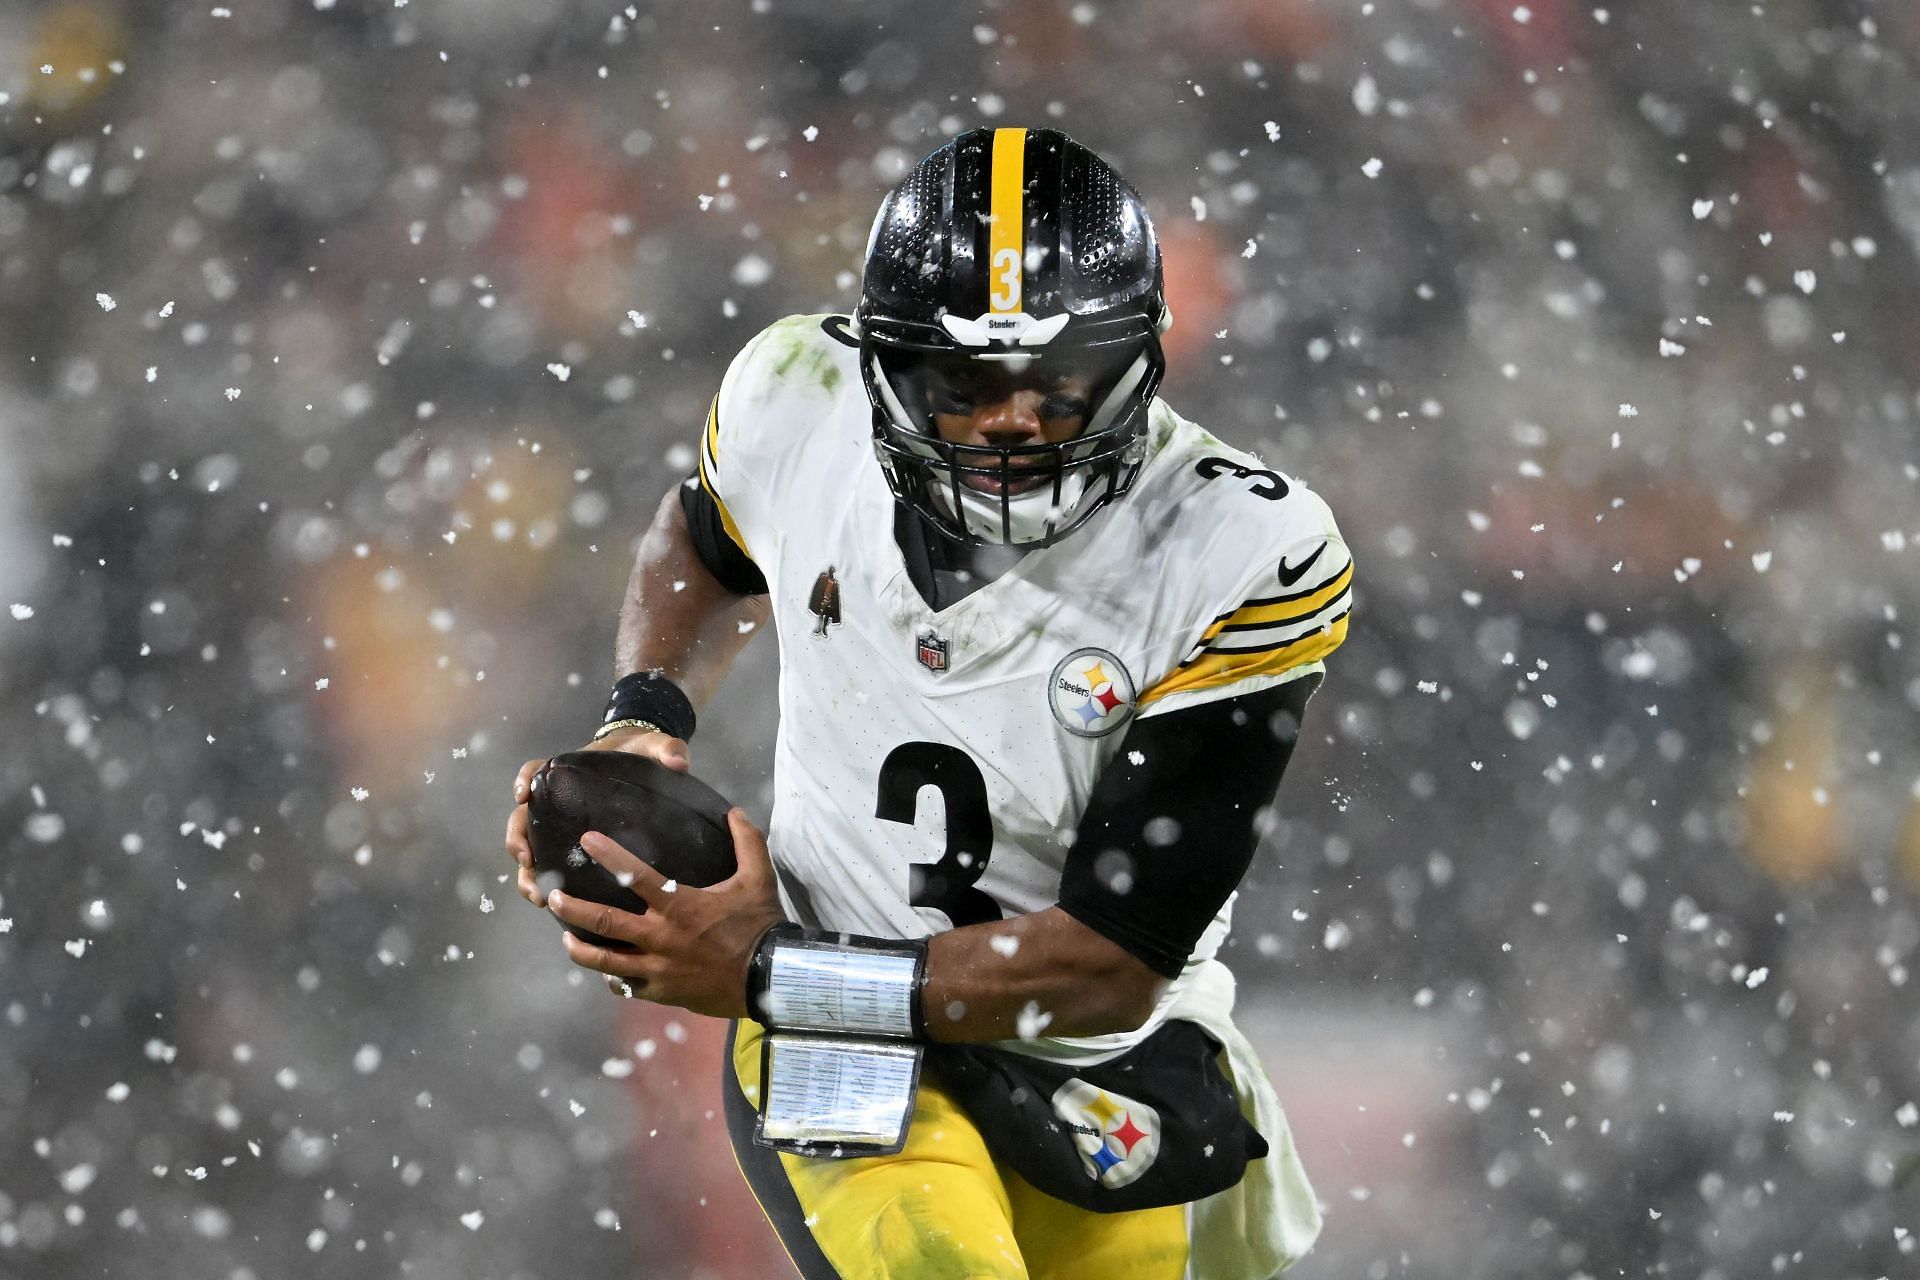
top-left (1058, 675), bottom-right (1321, 979)
top-left (678, 476), bottom-right (768, 596)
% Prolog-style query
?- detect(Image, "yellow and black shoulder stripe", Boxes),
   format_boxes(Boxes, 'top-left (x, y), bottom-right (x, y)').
top-left (695, 395), bottom-right (753, 559)
top-left (1139, 551), bottom-right (1353, 708)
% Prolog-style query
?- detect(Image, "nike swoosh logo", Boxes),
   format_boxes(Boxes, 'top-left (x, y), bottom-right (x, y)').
top-left (1276, 543), bottom-right (1327, 588)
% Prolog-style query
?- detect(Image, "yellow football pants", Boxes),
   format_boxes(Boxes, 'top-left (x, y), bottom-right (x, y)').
top-left (723, 1020), bottom-right (1191, 1280)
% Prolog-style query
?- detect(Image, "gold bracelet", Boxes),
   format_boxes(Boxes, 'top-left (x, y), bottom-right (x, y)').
top-left (593, 717), bottom-right (665, 742)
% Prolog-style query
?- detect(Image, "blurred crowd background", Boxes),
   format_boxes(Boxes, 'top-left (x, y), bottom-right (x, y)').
top-left (2, 0), bottom-right (1918, 1277)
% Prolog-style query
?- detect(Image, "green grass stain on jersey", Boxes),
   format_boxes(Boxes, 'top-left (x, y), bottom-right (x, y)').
top-left (763, 314), bottom-right (844, 396)
top-left (1151, 406), bottom-right (1178, 450)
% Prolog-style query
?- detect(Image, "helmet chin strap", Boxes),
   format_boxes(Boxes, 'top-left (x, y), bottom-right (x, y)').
top-left (867, 350), bottom-right (929, 444)
top-left (1082, 348), bottom-right (1151, 436)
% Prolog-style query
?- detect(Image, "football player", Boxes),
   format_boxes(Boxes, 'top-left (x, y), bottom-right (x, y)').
top-left (505, 127), bottom-right (1353, 1279)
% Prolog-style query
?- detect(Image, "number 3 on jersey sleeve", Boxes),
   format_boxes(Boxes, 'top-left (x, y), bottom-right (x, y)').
top-left (875, 743), bottom-right (1003, 928)
top-left (1195, 455), bottom-right (1289, 501)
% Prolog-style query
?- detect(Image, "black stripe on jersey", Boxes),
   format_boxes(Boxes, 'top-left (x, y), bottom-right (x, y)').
top-left (1199, 607), bottom-right (1352, 658)
top-left (1213, 581), bottom-right (1352, 635)
top-left (681, 476), bottom-right (769, 596)
top-left (1207, 557), bottom-right (1352, 623)
top-left (720, 1022), bottom-right (844, 1280)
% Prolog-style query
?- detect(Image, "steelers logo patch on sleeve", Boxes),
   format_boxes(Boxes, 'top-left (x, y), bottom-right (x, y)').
top-left (1049, 648), bottom-right (1136, 737)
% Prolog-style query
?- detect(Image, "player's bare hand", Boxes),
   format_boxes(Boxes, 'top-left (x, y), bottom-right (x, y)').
top-left (504, 756), bottom-right (550, 904)
top-left (503, 729), bottom-right (692, 906)
top-left (548, 809), bottom-right (785, 1020)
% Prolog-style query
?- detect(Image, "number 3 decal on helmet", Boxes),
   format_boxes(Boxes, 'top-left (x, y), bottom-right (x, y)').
top-left (990, 246), bottom-right (1022, 314)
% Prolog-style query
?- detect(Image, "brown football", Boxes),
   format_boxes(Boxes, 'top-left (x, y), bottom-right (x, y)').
top-left (525, 751), bottom-right (737, 950)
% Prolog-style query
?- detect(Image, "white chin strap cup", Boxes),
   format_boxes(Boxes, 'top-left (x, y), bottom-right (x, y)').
top-left (946, 472), bottom-right (1090, 545)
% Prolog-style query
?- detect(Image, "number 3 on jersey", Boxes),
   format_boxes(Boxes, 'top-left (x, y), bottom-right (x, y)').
top-left (875, 743), bottom-right (1003, 928)
top-left (1195, 455), bottom-right (1290, 501)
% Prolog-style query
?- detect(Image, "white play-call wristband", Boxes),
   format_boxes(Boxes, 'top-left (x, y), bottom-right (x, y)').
top-left (747, 924), bottom-right (929, 1040)
top-left (756, 1033), bottom-right (923, 1155)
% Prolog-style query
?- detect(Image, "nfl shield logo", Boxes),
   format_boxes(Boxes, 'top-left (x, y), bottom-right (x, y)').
top-left (916, 630), bottom-right (949, 673)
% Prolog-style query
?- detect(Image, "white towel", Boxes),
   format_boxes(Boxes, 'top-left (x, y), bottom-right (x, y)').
top-left (1174, 960), bottom-right (1323, 1278)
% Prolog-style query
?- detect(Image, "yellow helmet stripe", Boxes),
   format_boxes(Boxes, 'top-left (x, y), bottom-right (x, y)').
top-left (987, 127), bottom-right (1028, 314)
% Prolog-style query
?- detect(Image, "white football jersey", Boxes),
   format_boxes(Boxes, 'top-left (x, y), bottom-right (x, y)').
top-left (699, 314), bottom-right (1353, 1058)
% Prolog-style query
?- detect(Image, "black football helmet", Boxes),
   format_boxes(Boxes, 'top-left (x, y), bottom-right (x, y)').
top-left (856, 127), bottom-right (1170, 547)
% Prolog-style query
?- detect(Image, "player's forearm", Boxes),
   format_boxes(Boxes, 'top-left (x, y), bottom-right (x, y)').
top-left (614, 485), bottom-right (769, 710)
top-left (921, 907), bottom-right (1168, 1043)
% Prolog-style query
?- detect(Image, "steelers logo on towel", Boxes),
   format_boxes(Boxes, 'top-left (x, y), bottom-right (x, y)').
top-left (1050, 1078), bottom-right (1161, 1189)
top-left (1048, 647), bottom-right (1136, 738)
